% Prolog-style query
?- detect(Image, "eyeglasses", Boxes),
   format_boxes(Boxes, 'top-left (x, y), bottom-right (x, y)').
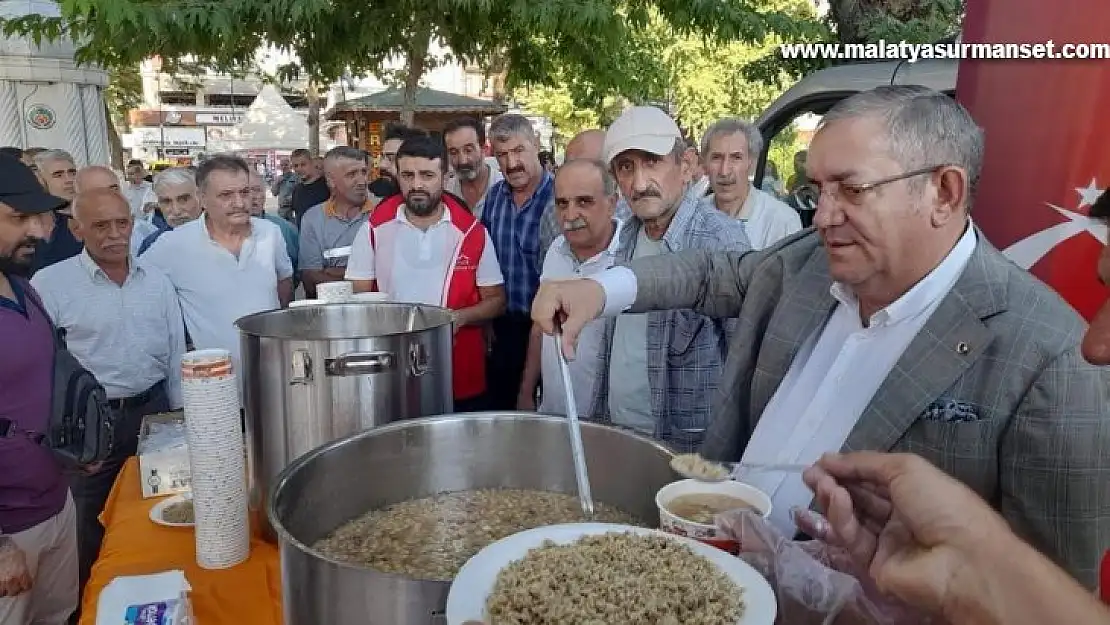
top-left (807, 164), bottom-right (950, 205)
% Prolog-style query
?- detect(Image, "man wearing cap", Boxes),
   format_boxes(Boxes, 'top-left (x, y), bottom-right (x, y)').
top-left (589, 106), bottom-right (750, 451)
top-left (0, 156), bottom-right (79, 624)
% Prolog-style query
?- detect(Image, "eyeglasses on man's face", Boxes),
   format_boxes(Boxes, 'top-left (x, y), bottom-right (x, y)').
top-left (806, 165), bottom-right (950, 205)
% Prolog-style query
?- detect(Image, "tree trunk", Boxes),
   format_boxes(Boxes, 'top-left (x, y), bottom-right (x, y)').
top-left (400, 25), bottom-right (432, 127)
top-left (306, 81), bottom-right (320, 156)
top-left (485, 48), bottom-right (510, 103)
top-left (103, 100), bottom-right (124, 169)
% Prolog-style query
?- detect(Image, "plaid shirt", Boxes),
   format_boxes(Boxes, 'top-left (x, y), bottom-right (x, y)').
top-left (482, 172), bottom-right (555, 313)
top-left (588, 190), bottom-right (751, 452)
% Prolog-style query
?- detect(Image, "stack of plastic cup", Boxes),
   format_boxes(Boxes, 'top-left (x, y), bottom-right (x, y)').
top-left (180, 349), bottom-right (250, 569)
top-left (317, 281), bottom-right (353, 303)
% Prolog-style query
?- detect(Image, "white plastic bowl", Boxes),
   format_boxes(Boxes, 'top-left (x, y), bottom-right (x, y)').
top-left (655, 479), bottom-right (772, 553)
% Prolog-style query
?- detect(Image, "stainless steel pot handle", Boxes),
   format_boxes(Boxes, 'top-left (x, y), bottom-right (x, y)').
top-left (325, 351), bottom-right (395, 376)
top-left (409, 343), bottom-right (430, 377)
top-left (290, 349), bottom-right (313, 384)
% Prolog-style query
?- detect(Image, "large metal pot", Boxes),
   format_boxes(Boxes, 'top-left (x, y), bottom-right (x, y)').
top-left (268, 412), bottom-right (677, 625)
top-left (237, 302), bottom-right (454, 540)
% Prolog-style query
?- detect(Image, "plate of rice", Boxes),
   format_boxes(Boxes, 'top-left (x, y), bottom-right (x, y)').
top-left (149, 493), bottom-right (194, 528)
top-left (446, 522), bottom-right (776, 625)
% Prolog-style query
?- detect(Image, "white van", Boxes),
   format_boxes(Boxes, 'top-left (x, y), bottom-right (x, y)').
top-left (754, 58), bottom-right (958, 224)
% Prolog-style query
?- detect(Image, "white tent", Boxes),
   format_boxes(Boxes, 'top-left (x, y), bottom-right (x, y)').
top-left (208, 85), bottom-right (311, 152)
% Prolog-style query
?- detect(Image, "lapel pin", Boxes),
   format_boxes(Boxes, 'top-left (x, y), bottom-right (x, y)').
top-left (956, 341), bottom-right (970, 355)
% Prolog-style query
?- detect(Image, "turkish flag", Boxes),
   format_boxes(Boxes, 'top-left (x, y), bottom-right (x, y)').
top-left (957, 0), bottom-right (1110, 320)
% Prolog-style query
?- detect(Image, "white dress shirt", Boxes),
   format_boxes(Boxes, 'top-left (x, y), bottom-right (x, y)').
top-left (30, 250), bottom-right (186, 408)
top-left (142, 216), bottom-right (294, 382)
top-left (538, 221), bottom-right (622, 416)
top-left (744, 225), bottom-right (977, 533)
top-left (592, 223), bottom-right (978, 533)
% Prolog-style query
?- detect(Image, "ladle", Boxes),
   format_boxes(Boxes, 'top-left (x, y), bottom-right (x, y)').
top-left (555, 331), bottom-right (594, 518)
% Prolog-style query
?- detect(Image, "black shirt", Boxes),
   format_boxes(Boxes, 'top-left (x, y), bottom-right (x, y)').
top-left (30, 213), bottom-right (83, 275)
top-left (291, 178), bottom-right (331, 228)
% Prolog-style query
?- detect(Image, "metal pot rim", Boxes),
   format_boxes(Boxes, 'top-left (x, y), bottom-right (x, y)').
top-left (235, 302), bottom-right (454, 340)
top-left (265, 411), bottom-right (674, 578)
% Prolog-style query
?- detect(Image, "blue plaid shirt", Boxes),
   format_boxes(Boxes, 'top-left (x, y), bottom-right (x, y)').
top-left (482, 172), bottom-right (555, 313)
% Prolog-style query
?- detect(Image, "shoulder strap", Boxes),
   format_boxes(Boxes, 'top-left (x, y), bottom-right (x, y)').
top-left (17, 279), bottom-right (63, 351)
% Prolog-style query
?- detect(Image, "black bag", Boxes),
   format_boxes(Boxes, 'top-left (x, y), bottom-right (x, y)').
top-left (23, 287), bottom-right (116, 467)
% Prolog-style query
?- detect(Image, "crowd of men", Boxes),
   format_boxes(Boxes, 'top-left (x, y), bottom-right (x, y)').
top-left (3, 84), bottom-right (1110, 625)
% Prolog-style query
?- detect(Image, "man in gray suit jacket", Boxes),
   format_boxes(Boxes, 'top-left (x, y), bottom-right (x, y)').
top-left (532, 86), bottom-right (1110, 587)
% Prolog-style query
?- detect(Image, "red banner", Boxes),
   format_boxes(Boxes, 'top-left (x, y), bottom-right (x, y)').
top-left (956, 0), bottom-right (1110, 320)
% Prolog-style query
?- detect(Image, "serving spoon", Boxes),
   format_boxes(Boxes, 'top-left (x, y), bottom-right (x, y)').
top-left (670, 453), bottom-right (809, 483)
top-left (555, 330), bottom-right (594, 518)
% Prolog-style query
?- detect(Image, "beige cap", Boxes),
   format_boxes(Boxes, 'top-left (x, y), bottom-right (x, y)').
top-left (602, 106), bottom-right (683, 167)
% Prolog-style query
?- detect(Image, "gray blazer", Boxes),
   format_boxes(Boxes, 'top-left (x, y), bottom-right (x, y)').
top-left (623, 227), bottom-right (1110, 587)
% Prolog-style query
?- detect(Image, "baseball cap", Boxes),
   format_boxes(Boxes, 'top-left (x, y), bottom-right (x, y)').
top-left (602, 106), bottom-right (684, 167)
top-left (0, 154), bottom-right (68, 215)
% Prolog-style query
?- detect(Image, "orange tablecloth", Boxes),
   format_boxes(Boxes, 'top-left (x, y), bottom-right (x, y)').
top-left (79, 457), bottom-right (283, 624)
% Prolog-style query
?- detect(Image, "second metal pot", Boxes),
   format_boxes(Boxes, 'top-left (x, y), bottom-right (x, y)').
top-left (237, 302), bottom-right (454, 541)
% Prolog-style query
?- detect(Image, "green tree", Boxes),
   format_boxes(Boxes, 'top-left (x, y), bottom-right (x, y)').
top-left (514, 0), bottom-right (815, 167)
top-left (743, 0), bottom-right (964, 85)
top-left (103, 65), bottom-right (143, 167)
top-left (2, 0), bottom-right (814, 153)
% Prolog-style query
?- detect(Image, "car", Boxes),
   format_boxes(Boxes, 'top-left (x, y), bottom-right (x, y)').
top-left (754, 58), bottom-right (958, 225)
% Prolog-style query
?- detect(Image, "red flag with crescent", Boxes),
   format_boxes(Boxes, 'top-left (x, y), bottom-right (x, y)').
top-left (957, 0), bottom-right (1110, 320)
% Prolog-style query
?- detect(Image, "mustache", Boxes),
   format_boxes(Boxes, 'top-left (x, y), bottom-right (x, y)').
top-left (562, 217), bottom-right (588, 231)
top-left (630, 188), bottom-right (662, 202)
top-left (506, 166), bottom-right (526, 176)
top-left (455, 163), bottom-right (476, 173)
top-left (714, 177), bottom-right (738, 185)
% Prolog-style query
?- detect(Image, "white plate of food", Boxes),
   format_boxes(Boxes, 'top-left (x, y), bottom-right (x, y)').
top-left (149, 493), bottom-right (195, 528)
top-left (445, 522), bottom-right (776, 625)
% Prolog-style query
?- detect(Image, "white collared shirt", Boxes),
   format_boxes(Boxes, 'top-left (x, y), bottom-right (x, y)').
top-left (142, 216), bottom-right (294, 380)
top-left (345, 205), bottom-right (503, 305)
top-left (704, 185), bottom-right (802, 250)
top-left (538, 221), bottom-right (622, 416)
top-left (743, 224), bottom-right (978, 534)
top-left (30, 249), bottom-right (186, 408)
